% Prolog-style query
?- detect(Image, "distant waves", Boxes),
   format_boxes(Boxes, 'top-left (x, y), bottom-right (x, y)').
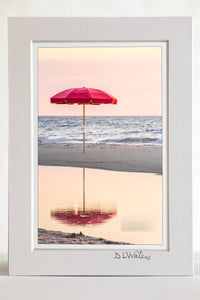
top-left (38, 116), bottom-right (162, 146)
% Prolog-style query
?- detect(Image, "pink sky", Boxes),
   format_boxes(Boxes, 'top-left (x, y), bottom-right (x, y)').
top-left (38, 47), bottom-right (162, 116)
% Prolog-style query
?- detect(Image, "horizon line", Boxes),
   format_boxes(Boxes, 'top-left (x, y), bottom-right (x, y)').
top-left (38, 114), bottom-right (162, 117)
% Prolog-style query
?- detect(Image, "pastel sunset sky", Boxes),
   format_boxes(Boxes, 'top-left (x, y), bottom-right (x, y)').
top-left (38, 47), bottom-right (162, 116)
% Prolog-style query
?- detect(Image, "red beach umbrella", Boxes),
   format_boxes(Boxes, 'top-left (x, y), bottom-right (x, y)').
top-left (51, 209), bottom-right (117, 226)
top-left (50, 87), bottom-right (117, 153)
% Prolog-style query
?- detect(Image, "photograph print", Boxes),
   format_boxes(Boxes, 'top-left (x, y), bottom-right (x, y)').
top-left (37, 43), bottom-right (166, 247)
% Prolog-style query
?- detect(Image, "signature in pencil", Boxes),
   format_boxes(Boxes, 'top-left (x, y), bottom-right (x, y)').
top-left (114, 250), bottom-right (151, 260)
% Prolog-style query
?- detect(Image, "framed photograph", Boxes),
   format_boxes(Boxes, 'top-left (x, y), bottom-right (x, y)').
top-left (8, 17), bottom-right (193, 275)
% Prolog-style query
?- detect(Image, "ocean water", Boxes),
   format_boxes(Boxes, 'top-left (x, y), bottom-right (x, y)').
top-left (38, 116), bottom-right (162, 145)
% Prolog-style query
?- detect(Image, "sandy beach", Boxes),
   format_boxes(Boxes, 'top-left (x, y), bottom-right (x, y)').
top-left (38, 228), bottom-right (131, 245)
top-left (38, 142), bottom-right (162, 174)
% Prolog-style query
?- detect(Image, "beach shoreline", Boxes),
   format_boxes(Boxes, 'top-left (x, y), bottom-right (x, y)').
top-left (38, 142), bottom-right (162, 174)
top-left (38, 228), bottom-right (131, 245)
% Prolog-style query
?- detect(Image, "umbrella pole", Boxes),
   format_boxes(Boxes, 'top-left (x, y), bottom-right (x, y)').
top-left (82, 104), bottom-right (86, 212)
top-left (83, 168), bottom-right (85, 213)
top-left (83, 104), bottom-right (85, 153)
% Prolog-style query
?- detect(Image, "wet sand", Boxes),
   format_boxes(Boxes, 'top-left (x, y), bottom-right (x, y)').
top-left (38, 228), bottom-right (131, 245)
top-left (38, 142), bottom-right (162, 174)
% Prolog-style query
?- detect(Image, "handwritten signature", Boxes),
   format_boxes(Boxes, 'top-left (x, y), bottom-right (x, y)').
top-left (114, 250), bottom-right (151, 260)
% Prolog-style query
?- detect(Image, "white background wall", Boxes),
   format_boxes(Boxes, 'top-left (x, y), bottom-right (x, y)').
top-left (0, 0), bottom-right (199, 278)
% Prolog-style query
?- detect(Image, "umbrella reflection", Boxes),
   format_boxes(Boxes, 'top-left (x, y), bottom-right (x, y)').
top-left (51, 167), bottom-right (117, 226)
top-left (51, 209), bottom-right (117, 226)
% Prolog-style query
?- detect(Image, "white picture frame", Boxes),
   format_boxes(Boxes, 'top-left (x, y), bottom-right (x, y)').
top-left (8, 17), bottom-right (193, 275)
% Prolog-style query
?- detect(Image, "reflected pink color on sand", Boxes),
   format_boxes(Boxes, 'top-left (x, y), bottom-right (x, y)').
top-left (51, 209), bottom-right (117, 226)
top-left (38, 166), bottom-right (162, 244)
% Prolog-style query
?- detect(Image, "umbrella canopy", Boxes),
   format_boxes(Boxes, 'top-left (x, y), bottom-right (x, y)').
top-left (51, 209), bottom-right (117, 226)
top-left (50, 87), bottom-right (118, 153)
top-left (50, 87), bottom-right (117, 105)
